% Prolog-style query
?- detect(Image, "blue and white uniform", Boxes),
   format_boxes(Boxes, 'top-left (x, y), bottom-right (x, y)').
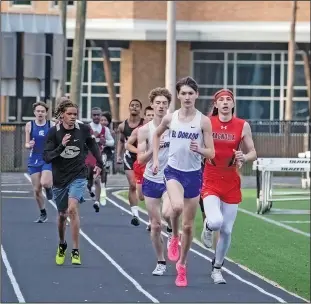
top-left (164, 109), bottom-right (203, 198)
top-left (142, 121), bottom-right (170, 199)
top-left (28, 120), bottom-right (52, 175)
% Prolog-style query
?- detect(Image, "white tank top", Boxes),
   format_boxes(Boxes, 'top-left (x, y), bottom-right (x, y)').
top-left (167, 109), bottom-right (203, 172)
top-left (144, 121), bottom-right (170, 183)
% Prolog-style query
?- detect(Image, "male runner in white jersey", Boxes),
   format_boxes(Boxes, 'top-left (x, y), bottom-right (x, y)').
top-left (152, 77), bottom-right (215, 287)
top-left (137, 88), bottom-right (173, 276)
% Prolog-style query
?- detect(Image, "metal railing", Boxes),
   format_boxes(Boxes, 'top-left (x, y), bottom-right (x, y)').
top-left (1, 120), bottom-right (310, 176)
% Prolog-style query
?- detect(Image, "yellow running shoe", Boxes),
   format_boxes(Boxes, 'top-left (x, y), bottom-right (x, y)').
top-left (55, 242), bottom-right (67, 265)
top-left (71, 250), bottom-right (81, 265)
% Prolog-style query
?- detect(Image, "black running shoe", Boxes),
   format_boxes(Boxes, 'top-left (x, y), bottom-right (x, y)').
top-left (93, 201), bottom-right (100, 213)
top-left (34, 213), bottom-right (48, 223)
top-left (131, 216), bottom-right (140, 226)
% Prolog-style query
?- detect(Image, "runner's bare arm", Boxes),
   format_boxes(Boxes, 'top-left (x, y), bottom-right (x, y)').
top-left (199, 116), bottom-right (215, 159)
top-left (43, 127), bottom-right (66, 163)
top-left (152, 114), bottom-right (172, 163)
top-left (116, 122), bottom-right (125, 160)
top-left (137, 125), bottom-right (152, 165)
top-left (85, 126), bottom-right (104, 170)
top-left (240, 122), bottom-right (257, 162)
top-left (25, 122), bottom-right (32, 149)
top-left (125, 128), bottom-right (139, 154)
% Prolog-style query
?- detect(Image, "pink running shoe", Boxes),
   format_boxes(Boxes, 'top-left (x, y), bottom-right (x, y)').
top-left (168, 236), bottom-right (179, 262)
top-left (175, 263), bottom-right (187, 287)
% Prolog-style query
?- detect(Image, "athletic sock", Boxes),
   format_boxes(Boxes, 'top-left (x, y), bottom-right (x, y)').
top-left (131, 206), bottom-right (139, 217)
top-left (166, 226), bottom-right (172, 233)
top-left (40, 208), bottom-right (46, 215)
top-left (158, 260), bottom-right (166, 265)
top-left (72, 249), bottom-right (79, 255)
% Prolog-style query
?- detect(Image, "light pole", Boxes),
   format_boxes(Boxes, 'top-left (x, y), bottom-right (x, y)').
top-left (165, 1), bottom-right (177, 113)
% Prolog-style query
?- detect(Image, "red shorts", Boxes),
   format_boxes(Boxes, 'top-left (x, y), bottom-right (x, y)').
top-left (133, 161), bottom-right (146, 185)
top-left (201, 175), bottom-right (241, 204)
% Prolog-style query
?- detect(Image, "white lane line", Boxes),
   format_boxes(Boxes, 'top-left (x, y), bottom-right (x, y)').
top-left (281, 221), bottom-right (310, 224)
top-left (1, 245), bottom-right (26, 303)
top-left (111, 190), bottom-right (309, 303)
top-left (1, 191), bottom-right (30, 194)
top-left (1, 183), bottom-right (31, 186)
top-left (238, 208), bottom-right (310, 237)
top-left (23, 173), bottom-right (158, 303)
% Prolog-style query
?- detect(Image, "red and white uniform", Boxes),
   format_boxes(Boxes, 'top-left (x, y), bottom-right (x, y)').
top-left (201, 115), bottom-right (245, 204)
top-left (85, 123), bottom-right (105, 167)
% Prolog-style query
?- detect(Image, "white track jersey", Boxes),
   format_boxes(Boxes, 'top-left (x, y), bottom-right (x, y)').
top-left (167, 109), bottom-right (203, 172)
top-left (144, 121), bottom-right (170, 183)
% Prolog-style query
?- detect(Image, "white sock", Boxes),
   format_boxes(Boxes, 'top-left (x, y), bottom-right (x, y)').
top-left (131, 206), bottom-right (139, 217)
top-left (100, 183), bottom-right (105, 189)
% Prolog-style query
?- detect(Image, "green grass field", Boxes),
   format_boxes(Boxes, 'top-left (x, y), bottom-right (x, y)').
top-left (117, 189), bottom-right (310, 301)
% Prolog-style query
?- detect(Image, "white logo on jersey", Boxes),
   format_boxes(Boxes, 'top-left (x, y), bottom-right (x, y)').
top-left (220, 126), bottom-right (227, 130)
top-left (39, 130), bottom-right (45, 136)
top-left (60, 146), bottom-right (81, 159)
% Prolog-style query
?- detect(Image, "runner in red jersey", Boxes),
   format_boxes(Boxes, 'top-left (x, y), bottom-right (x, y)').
top-left (201, 89), bottom-right (257, 284)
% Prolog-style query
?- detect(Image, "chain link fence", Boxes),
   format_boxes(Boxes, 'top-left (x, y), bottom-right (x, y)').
top-left (1, 120), bottom-right (310, 176)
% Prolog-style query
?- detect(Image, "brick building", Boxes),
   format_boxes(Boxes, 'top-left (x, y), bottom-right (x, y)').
top-left (1, 0), bottom-right (310, 122)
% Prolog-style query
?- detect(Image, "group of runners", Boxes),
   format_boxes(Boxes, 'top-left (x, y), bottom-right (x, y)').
top-left (25, 76), bottom-right (257, 287)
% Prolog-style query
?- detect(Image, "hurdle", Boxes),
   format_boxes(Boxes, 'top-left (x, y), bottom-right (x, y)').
top-left (253, 157), bottom-right (311, 214)
top-left (298, 151), bottom-right (310, 189)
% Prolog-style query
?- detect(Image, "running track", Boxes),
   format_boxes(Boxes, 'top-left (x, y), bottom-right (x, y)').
top-left (1, 173), bottom-right (307, 303)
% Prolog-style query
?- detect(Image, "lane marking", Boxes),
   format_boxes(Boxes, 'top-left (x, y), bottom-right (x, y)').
top-left (2, 196), bottom-right (33, 199)
top-left (1, 183), bottom-right (31, 186)
top-left (238, 208), bottom-right (310, 237)
top-left (1, 191), bottom-right (30, 194)
top-left (1, 245), bottom-right (26, 303)
top-left (112, 190), bottom-right (309, 303)
top-left (23, 173), bottom-right (158, 303)
top-left (281, 220), bottom-right (310, 224)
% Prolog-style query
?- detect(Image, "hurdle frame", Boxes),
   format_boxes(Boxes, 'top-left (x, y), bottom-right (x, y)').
top-left (253, 158), bottom-right (311, 214)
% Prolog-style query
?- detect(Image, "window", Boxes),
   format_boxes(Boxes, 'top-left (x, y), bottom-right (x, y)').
top-left (8, 97), bottom-right (37, 121)
top-left (236, 88), bottom-right (271, 98)
top-left (66, 46), bottom-right (121, 120)
top-left (91, 97), bottom-right (112, 113)
top-left (91, 61), bottom-right (120, 83)
top-left (293, 101), bottom-right (309, 120)
top-left (236, 100), bottom-right (271, 120)
top-left (284, 64), bottom-right (307, 87)
top-left (66, 60), bottom-right (88, 82)
top-left (11, 0), bottom-right (32, 5)
top-left (52, 0), bottom-right (74, 7)
top-left (236, 63), bottom-right (272, 86)
top-left (193, 62), bottom-right (224, 86)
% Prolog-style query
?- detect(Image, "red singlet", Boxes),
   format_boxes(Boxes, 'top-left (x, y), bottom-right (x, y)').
top-left (201, 116), bottom-right (245, 204)
top-left (85, 125), bottom-right (106, 167)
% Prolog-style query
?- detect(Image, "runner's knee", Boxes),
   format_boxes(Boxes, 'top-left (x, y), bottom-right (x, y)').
top-left (220, 223), bottom-right (233, 237)
top-left (208, 215), bottom-right (223, 231)
top-left (129, 183), bottom-right (136, 192)
top-left (182, 222), bottom-right (193, 235)
top-left (151, 219), bottom-right (162, 233)
top-left (68, 200), bottom-right (79, 218)
top-left (58, 212), bottom-right (67, 222)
